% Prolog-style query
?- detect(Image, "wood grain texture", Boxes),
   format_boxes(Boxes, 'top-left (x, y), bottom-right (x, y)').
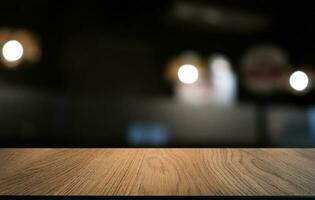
top-left (0, 148), bottom-right (314, 196)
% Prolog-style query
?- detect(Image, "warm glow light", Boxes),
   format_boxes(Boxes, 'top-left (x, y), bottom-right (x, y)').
top-left (289, 71), bottom-right (309, 92)
top-left (2, 40), bottom-right (24, 62)
top-left (177, 64), bottom-right (199, 84)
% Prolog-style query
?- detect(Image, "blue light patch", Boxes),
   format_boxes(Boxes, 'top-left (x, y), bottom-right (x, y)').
top-left (127, 122), bottom-right (169, 146)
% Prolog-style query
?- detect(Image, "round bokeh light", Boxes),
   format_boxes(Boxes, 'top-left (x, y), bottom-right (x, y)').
top-left (2, 40), bottom-right (24, 62)
top-left (289, 70), bottom-right (309, 92)
top-left (177, 64), bottom-right (199, 84)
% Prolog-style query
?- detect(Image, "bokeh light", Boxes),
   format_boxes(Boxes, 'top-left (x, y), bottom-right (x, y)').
top-left (289, 71), bottom-right (309, 92)
top-left (165, 51), bottom-right (205, 85)
top-left (2, 40), bottom-right (24, 62)
top-left (177, 64), bottom-right (199, 84)
top-left (0, 29), bottom-right (41, 68)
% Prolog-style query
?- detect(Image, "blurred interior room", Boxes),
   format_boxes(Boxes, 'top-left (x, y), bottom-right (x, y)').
top-left (1, 0), bottom-right (315, 148)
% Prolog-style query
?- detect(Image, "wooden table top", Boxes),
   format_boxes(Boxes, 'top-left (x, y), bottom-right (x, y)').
top-left (0, 148), bottom-right (314, 196)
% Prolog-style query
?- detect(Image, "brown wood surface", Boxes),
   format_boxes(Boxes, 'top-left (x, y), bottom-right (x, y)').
top-left (0, 148), bottom-right (315, 195)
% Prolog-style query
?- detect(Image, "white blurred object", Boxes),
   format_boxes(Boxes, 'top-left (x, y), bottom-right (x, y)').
top-left (289, 71), bottom-right (309, 92)
top-left (209, 54), bottom-right (236, 106)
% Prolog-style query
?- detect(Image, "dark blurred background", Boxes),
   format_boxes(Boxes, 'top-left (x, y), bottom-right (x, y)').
top-left (1, 0), bottom-right (315, 147)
